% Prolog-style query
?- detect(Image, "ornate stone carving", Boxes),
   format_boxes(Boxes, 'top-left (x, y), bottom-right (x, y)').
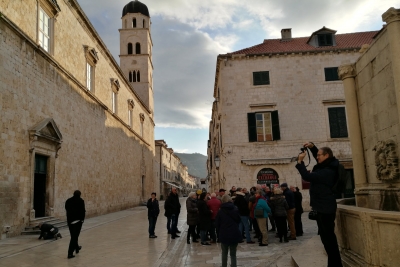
top-left (338, 64), bottom-right (356, 80)
top-left (382, 7), bottom-right (400, 25)
top-left (373, 140), bottom-right (400, 180)
top-left (128, 99), bottom-right (135, 110)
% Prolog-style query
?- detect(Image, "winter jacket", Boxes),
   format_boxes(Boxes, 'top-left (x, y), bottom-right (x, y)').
top-left (283, 188), bottom-right (295, 209)
top-left (254, 197), bottom-right (271, 218)
top-left (270, 195), bottom-right (288, 217)
top-left (207, 197), bottom-right (221, 220)
top-left (38, 223), bottom-right (58, 239)
top-left (197, 199), bottom-right (211, 230)
top-left (233, 192), bottom-right (250, 216)
top-left (186, 197), bottom-right (199, 226)
top-left (295, 145), bottom-right (338, 214)
top-left (65, 196), bottom-right (86, 224)
top-left (164, 192), bottom-right (181, 217)
top-left (294, 190), bottom-right (304, 214)
top-left (215, 202), bottom-right (242, 245)
top-left (146, 198), bottom-right (160, 217)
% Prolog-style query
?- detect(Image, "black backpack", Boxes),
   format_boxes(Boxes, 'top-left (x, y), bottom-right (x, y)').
top-left (331, 163), bottom-right (348, 194)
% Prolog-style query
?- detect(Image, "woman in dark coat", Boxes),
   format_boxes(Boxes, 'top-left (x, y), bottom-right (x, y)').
top-left (270, 188), bottom-right (289, 242)
top-left (215, 194), bottom-right (242, 267)
top-left (186, 192), bottom-right (199, 244)
top-left (197, 192), bottom-right (212, 245)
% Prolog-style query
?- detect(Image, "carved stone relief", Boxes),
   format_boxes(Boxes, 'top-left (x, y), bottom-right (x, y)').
top-left (373, 140), bottom-right (400, 180)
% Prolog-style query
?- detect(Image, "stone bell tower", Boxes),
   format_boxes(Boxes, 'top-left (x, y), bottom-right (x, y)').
top-left (120, 0), bottom-right (154, 115)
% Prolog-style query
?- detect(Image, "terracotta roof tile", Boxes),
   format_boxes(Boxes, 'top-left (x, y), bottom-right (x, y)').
top-left (229, 31), bottom-right (379, 55)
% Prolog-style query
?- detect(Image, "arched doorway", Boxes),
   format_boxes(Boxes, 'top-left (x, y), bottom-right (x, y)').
top-left (256, 168), bottom-right (279, 188)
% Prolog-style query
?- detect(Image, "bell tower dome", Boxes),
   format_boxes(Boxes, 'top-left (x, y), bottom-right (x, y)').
top-left (120, 0), bottom-right (153, 114)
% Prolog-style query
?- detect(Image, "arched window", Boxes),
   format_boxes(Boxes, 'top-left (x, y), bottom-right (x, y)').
top-left (135, 43), bottom-right (141, 54)
top-left (137, 71), bottom-right (140, 82)
top-left (129, 71), bottom-right (133, 82)
top-left (133, 71), bottom-right (136, 82)
top-left (124, 19), bottom-right (127, 28)
top-left (133, 18), bottom-right (136, 28)
top-left (143, 19), bottom-right (145, 28)
top-left (128, 43), bottom-right (132, 54)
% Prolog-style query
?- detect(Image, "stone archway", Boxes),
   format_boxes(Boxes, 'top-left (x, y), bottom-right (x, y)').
top-left (28, 118), bottom-right (62, 219)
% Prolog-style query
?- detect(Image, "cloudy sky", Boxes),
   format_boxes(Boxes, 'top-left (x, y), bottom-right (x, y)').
top-left (77, 0), bottom-right (397, 155)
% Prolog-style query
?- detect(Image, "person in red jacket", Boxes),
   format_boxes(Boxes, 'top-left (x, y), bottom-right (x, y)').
top-left (207, 193), bottom-right (221, 243)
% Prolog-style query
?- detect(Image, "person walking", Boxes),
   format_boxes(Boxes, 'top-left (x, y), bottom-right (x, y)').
top-left (65, 190), bottom-right (85, 259)
top-left (164, 187), bottom-right (181, 239)
top-left (186, 192), bottom-right (199, 244)
top-left (291, 186), bottom-right (304, 236)
top-left (207, 193), bottom-right (221, 243)
top-left (296, 142), bottom-right (343, 267)
top-left (270, 188), bottom-right (289, 243)
top-left (147, 192), bottom-right (160, 238)
top-left (234, 190), bottom-right (254, 244)
top-left (281, 183), bottom-right (296, 240)
top-left (254, 190), bottom-right (271, 246)
top-left (215, 194), bottom-right (242, 267)
top-left (197, 192), bottom-right (212, 246)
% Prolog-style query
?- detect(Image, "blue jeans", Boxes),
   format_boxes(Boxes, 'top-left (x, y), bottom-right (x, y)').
top-left (148, 216), bottom-right (158, 236)
top-left (200, 230), bottom-right (207, 243)
top-left (166, 216), bottom-right (172, 232)
top-left (170, 214), bottom-right (178, 235)
top-left (221, 243), bottom-right (238, 267)
top-left (239, 216), bottom-right (251, 242)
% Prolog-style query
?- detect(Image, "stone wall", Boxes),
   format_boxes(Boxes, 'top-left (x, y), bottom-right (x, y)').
top-left (0, 1), bottom-right (155, 236)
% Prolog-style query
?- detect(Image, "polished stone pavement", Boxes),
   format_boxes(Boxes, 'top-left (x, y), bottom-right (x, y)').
top-left (0, 198), bottom-right (319, 267)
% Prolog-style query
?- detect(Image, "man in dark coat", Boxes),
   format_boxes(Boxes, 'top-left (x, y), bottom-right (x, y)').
top-left (291, 186), bottom-right (304, 236)
top-left (234, 191), bottom-right (254, 243)
top-left (147, 192), bottom-right (160, 238)
top-left (38, 223), bottom-right (62, 240)
top-left (281, 183), bottom-right (296, 239)
top-left (296, 142), bottom-right (343, 267)
top-left (65, 190), bottom-right (85, 259)
top-left (197, 192), bottom-right (212, 245)
top-left (164, 187), bottom-right (181, 239)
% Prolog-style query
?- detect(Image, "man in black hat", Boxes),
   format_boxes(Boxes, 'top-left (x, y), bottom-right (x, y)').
top-left (65, 190), bottom-right (85, 259)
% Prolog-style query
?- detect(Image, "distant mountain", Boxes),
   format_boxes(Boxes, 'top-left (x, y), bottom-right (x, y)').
top-left (175, 153), bottom-right (207, 178)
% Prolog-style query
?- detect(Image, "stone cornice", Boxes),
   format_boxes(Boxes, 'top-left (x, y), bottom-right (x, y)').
top-left (338, 64), bottom-right (356, 80)
top-left (382, 7), bottom-right (400, 25)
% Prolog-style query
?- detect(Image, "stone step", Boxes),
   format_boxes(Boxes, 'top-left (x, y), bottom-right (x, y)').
top-left (22, 217), bottom-right (68, 235)
top-left (29, 217), bottom-right (60, 227)
top-left (291, 236), bottom-right (327, 267)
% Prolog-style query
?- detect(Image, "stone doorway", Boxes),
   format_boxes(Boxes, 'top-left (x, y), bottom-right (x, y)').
top-left (33, 154), bottom-right (48, 217)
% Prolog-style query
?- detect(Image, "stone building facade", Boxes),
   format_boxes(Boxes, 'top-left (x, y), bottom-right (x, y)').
top-left (0, 0), bottom-right (156, 237)
top-left (207, 27), bottom-right (379, 208)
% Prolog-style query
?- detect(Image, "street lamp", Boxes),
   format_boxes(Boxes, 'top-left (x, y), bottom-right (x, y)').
top-left (214, 155), bottom-right (221, 169)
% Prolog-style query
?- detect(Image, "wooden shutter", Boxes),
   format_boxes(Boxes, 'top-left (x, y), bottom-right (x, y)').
top-left (253, 72), bottom-right (261, 85)
top-left (271, 110), bottom-right (280, 140)
top-left (261, 72), bottom-right (270, 84)
top-left (325, 67), bottom-right (339, 81)
top-left (247, 113), bottom-right (257, 142)
top-left (328, 107), bottom-right (348, 138)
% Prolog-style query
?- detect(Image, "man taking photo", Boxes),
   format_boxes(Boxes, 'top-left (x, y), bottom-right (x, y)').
top-left (295, 142), bottom-right (343, 267)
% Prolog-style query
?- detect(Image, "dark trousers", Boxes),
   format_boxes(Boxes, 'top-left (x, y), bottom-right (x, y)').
top-left (166, 216), bottom-right (172, 232)
top-left (170, 214), bottom-right (178, 235)
top-left (316, 212), bottom-right (343, 267)
top-left (294, 210), bottom-right (303, 235)
top-left (68, 222), bottom-right (82, 256)
top-left (187, 225), bottom-right (196, 241)
top-left (268, 214), bottom-right (276, 230)
top-left (148, 216), bottom-right (158, 236)
top-left (209, 220), bottom-right (216, 241)
top-left (274, 216), bottom-right (288, 239)
top-left (221, 243), bottom-right (238, 267)
top-left (252, 218), bottom-right (261, 236)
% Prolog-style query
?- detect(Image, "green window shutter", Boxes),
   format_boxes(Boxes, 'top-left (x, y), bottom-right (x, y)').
top-left (253, 71), bottom-right (269, 85)
top-left (324, 67), bottom-right (339, 81)
top-left (253, 72), bottom-right (261, 85)
top-left (247, 113), bottom-right (257, 142)
top-left (261, 72), bottom-right (270, 84)
top-left (271, 110), bottom-right (280, 140)
top-left (328, 107), bottom-right (348, 138)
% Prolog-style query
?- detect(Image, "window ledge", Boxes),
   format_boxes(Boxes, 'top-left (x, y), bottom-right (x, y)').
top-left (250, 85), bottom-right (271, 88)
top-left (323, 80), bottom-right (342, 84)
top-left (249, 103), bottom-right (277, 109)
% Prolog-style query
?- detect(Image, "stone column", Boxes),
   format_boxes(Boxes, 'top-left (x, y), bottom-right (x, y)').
top-left (382, 8), bottom-right (400, 124)
top-left (338, 64), bottom-right (367, 188)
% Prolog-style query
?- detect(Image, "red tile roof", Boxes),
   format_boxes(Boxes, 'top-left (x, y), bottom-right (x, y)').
top-left (228, 31), bottom-right (379, 55)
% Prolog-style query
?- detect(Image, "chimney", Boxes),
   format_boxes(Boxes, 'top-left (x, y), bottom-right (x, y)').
top-left (281, 28), bottom-right (292, 40)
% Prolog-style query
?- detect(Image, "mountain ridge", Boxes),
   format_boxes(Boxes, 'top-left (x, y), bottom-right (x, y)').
top-left (175, 152), bottom-right (207, 178)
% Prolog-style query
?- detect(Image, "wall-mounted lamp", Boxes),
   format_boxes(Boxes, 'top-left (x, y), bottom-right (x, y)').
top-left (214, 155), bottom-right (221, 169)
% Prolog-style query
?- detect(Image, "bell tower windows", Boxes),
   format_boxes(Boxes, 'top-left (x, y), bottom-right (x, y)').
top-left (128, 43), bottom-right (133, 54)
top-left (129, 71), bottom-right (140, 83)
top-left (133, 18), bottom-right (137, 28)
top-left (136, 43), bottom-right (141, 54)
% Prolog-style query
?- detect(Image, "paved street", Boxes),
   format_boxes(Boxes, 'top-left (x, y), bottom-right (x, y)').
top-left (0, 198), bottom-right (318, 267)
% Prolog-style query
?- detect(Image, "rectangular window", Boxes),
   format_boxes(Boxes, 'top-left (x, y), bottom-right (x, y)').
top-left (39, 8), bottom-right (50, 52)
top-left (253, 71), bottom-right (270, 85)
top-left (248, 111), bottom-right (280, 142)
top-left (328, 107), bottom-right (348, 138)
top-left (86, 63), bottom-right (93, 90)
top-left (324, 67), bottom-right (339, 81)
top-left (318, 34), bottom-right (333, 46)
